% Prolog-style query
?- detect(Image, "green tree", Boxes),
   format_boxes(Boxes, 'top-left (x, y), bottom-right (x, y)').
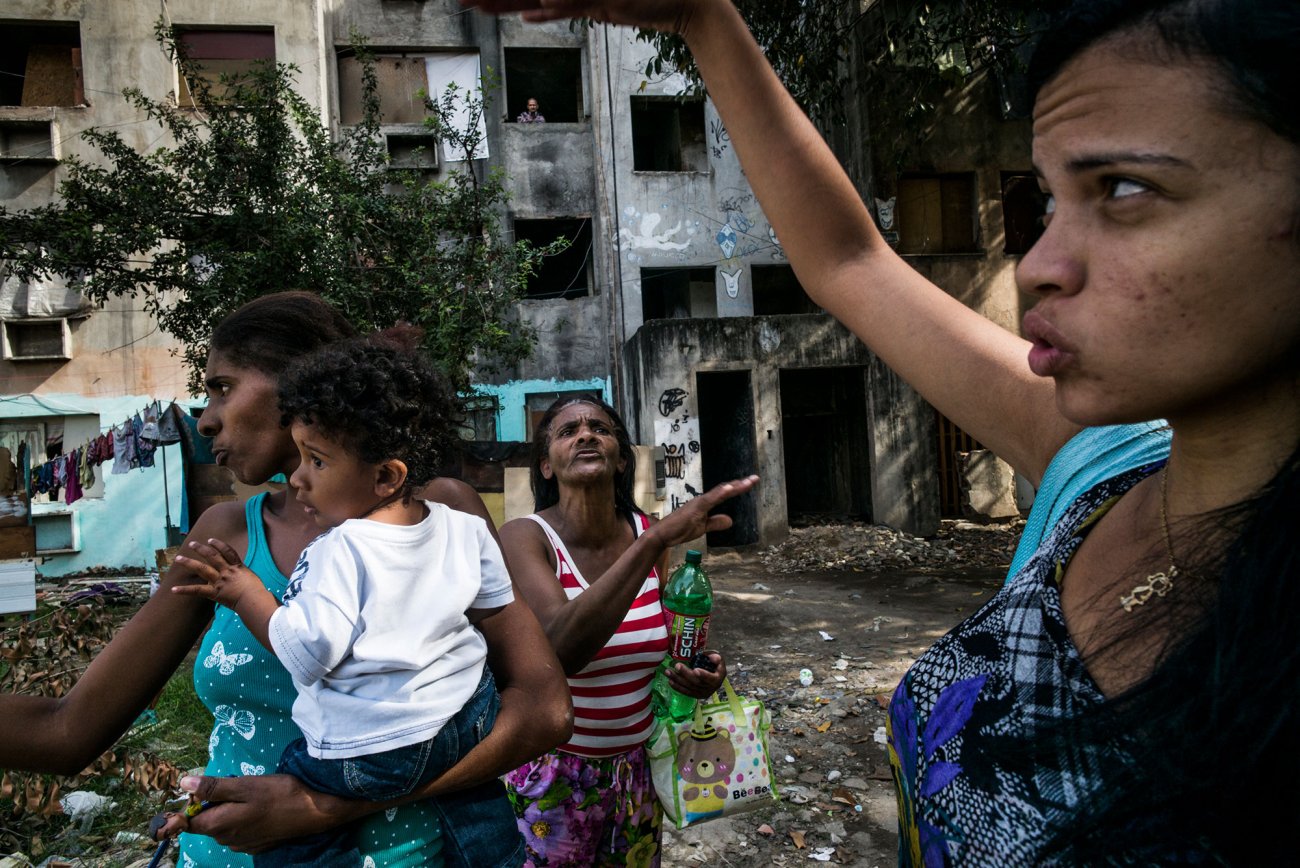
top-left (638, 0), bottom-right (1066, 165)
top-left (0, 25), bottom-right (549, 394)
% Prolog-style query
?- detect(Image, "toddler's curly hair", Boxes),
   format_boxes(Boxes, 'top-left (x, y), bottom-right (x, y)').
top-left (277, 326), bottom-right (460, 494)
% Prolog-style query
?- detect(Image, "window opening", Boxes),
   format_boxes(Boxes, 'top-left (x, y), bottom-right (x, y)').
top-left (1000, 172), bottom-right (1045, 255)
top-left (896, 173), bottom-right (978, 254)
top-left (176, 29), bottom-right (275, 107)
top-left (0, 21), bottom-right (82, 107)
top-left (515, 217), bottom-right (592, 300)
top-left (641, 267), bottom-right (716, 321)
top-left (459, 395), bottom-right (499, 442)
top-left (630, 96), bottom-right (707, 173)
top-left (504, 48), bottom-right (583, 123)
top-left (752, 265), bottom-right (819, 315)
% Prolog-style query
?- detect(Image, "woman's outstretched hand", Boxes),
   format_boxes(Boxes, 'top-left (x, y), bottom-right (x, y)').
top-left (461, 0), bottom-right (702, 33)
top-left (653, 474), bottom-right (759, 549)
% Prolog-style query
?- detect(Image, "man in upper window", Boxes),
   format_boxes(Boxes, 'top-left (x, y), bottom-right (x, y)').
top-left (517, 98), bottom-right (545, 124)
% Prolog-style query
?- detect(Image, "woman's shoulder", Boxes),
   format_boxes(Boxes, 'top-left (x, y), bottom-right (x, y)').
top-left (187, 498), bottom-right (251, 541)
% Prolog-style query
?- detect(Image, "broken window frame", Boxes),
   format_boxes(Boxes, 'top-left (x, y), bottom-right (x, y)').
top-left (641, 266), bottom-right (717, 322)
top-left (894, 172), bottom-right (979, 256)
top-left (514, 217), bottom-right (593, 301)
top-left (629, 96), bottom-right (708, 174)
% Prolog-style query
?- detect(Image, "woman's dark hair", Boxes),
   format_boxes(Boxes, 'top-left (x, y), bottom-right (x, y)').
top-left (530, 395), bottom-right (639, 517)
top-left (1029, 0), bottom-right (1300, 146)
top-left (277, 326), bottom-right (461, 496)
top-left (1020, 2), bottom-right (1300, 862)
top-left (210, 291), bottom-right (357, 376)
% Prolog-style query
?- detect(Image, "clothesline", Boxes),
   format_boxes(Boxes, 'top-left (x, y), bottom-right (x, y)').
top-left (27, 401), bottom-right (186, 506)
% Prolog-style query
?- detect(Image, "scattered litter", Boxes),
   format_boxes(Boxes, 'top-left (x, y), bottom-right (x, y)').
top-left (816, 721), bottom-right (832, 733)
top-left (770, 644), bottom-right (783, 649)
top-left (757, 823), bottom-right (775, 837)
top-left (785, 755), bottom-right (797, 764)
top-left (808, 847), bottom-right (836, 861)
top-left (818, 631), bottom-right (835, 642)
top-left (869, 616), bottom-right (893, 632)
top-left (826, 769), bottom-right (842, 782)
top-left (831, 658), bottom-right (848, 671)
top-left (873, 726), bottom-right (888, 745)
top-left (59, 790), bottom-right (117, 834)
top-left (113, 831), bottom-right (148, 846)
top-left (753, 583), bottom-right (771, 591)
top-left (833, 675), bottom-right (847, 682)
top-left (798, 668), bottom-right (814, 687)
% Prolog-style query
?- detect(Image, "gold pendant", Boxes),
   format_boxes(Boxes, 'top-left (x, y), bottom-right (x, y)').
top-left (1120, 567), bottom-right (1178, 612)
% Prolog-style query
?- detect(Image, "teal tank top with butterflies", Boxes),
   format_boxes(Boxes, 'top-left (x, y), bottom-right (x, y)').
top-left (181, 492), bottom-right (445, 867)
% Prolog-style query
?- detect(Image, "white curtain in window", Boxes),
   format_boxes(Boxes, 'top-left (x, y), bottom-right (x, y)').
top-left (424, 53), bottom-right (489, 162)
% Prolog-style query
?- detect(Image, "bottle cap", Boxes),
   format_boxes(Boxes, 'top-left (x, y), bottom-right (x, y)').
top-left (685, 549), bottom-right (702, 564)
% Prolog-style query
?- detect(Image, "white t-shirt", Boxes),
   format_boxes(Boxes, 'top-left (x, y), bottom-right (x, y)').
top-left (268, 501), bottom-right (514, 759)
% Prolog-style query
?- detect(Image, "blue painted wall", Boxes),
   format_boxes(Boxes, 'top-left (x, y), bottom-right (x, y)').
top-left (472, 377), bottom-right (612, 442)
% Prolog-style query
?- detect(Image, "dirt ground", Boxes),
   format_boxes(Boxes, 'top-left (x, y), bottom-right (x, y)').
top-left (660, 547), bottom-right (1007, 867)
top-left (5, 522), bottom-right (1014, 867)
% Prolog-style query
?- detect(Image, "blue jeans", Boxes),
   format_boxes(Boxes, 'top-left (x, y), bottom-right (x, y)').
top-left (255, 666), bottom-right (524, 868)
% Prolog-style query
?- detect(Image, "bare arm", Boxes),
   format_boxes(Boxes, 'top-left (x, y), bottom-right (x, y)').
top-left (465, 0), bottom-right (1078, 483)
top-left (501, 476), bottom-right (757, 674)
top-left (0, 503), bottom-right (244, 775)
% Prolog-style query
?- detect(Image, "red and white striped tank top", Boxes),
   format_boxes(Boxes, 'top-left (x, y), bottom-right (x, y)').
top-left (525, 512), bottom-right (670, 758)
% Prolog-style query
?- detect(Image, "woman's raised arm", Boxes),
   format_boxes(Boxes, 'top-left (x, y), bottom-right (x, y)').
top-left (0, 502), bottom-right (241, 775)
top-left (466, 0), bottom-right (1077, 483)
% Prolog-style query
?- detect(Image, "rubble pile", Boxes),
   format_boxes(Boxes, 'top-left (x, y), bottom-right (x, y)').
top-left (761, 518), bottom-right (1023, 574)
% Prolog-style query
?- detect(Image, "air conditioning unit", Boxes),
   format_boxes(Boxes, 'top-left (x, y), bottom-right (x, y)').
top-left (1, 318), bottom-right (71, 361)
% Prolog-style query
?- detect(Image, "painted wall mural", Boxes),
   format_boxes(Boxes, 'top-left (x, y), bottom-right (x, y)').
top-left (617, 206), bottom-right (704, 266)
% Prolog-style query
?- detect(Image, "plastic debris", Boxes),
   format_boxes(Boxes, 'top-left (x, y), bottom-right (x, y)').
top-left (818, 631), bottom-right (835, 642)
top-left (808, 847), bottom-right (836, 861)
top-left (799, 668), bottom-right (814, 687)
top-left (873, 726), bottom-right (888, 745)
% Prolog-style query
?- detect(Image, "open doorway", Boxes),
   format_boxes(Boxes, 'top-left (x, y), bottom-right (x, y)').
top-left (779, 367), bottom-right (872, 525)
top-left (696, 370), bottom-right (759, 547)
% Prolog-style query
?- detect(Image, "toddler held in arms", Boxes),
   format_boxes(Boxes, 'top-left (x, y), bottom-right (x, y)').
top-left (174, 327), bottom-right (523, 867)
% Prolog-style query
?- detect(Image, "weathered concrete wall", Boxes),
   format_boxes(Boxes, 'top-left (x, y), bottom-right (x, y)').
top-left (502, 125), bottom-right (596, 216)
top-left (623, 315), bottom-right (939, 545)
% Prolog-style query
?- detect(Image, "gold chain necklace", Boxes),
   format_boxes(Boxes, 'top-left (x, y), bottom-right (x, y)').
top-left (1120, 467), bottom-right (1179, 612)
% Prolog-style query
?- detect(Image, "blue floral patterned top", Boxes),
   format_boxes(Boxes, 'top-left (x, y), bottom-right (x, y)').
top-left (887, 461), bottom-right (1162, 866)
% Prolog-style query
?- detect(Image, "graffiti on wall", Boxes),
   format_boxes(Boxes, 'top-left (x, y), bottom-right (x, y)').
top-left (655, 387), bottom-right (701, 507)
top-left (709, 117), bottom-right (730, 158)
top-left (617, 206), bottom-right (703, 265)
top-left (722, 269), bottom-right (741, 298)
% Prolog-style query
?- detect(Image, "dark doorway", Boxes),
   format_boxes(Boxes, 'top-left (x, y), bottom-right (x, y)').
top-left (696, 371), bottom-right (759, 547)
top-left (779, 367), bottom-right (872, 525)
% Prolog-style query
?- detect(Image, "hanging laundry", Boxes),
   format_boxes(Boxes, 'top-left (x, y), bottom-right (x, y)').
top-left (64, 451), bottom-right (83, 505)
top-left (112, 421), bottom-right (136, 474)
top-left (155, 402), bottom-right (184, 445)
top-left (140, 402), bottom-right (162, 442)
top-left (134, 413), bottom-right (156, 469)
top-left (78, 444), bottom-right (94, 490)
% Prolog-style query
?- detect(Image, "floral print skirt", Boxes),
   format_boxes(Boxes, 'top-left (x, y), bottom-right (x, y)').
top-left (506, 745), bottom-right (661, 868)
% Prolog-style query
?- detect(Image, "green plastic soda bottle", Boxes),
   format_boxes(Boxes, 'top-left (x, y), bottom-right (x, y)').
top-left (658, 549), bottom-right (714, 722)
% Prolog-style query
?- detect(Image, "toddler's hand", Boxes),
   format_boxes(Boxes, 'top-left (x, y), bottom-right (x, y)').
top-left (173, 538), bottom-right (259, 608)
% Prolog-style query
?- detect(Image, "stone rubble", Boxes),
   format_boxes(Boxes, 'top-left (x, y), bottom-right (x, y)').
top-left (761, 518), bottom-right (1024, 574)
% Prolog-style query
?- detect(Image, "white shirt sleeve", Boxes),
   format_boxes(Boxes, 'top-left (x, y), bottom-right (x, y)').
top-left (269, 533), bottom-right (363, 687)
top-left (472, 518), bottom-right (514, 609)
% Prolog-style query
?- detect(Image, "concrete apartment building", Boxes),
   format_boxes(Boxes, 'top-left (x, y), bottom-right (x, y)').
top-left (1, 0), bottom-right (1029, 577)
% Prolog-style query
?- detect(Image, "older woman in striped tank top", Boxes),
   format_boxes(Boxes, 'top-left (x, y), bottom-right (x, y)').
top-left (500, 395), bottom-right (758, 867)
